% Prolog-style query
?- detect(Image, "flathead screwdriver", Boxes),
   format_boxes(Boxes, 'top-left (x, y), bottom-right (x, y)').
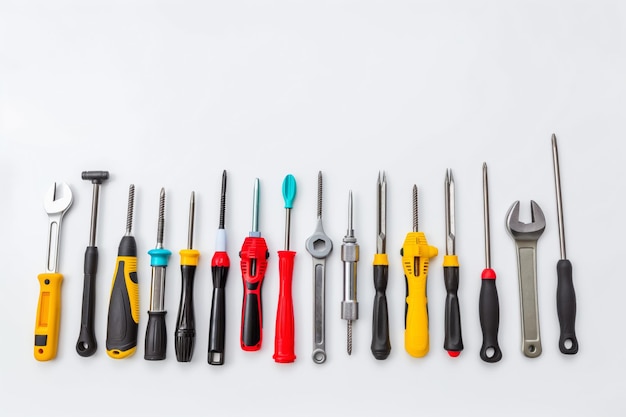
top-left (552, 134), bottom-right (578, 354)
top-left (479, 163), bottom-right (502, 363)
top-left (175, 191), bottom-right (199, 362)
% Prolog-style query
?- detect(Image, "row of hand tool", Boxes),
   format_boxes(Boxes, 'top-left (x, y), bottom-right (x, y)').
top-left (33, 134), bottom-right (578, 364)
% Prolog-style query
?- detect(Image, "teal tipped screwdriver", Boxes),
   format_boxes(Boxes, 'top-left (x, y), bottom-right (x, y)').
top-left (274, 174), bottom-right (297, 363)
top-left (145, 188), bottom-right (172, 360)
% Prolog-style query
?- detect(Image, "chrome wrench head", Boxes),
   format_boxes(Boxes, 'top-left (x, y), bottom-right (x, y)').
top-left (505, 200), bottom-right (545, 358)
top-left (44, 182), bottom-right (73, 273)
top-left (506, 200), bottom-right (545, 240)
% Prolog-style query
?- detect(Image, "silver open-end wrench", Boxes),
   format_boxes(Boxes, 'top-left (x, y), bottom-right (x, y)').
top-left (35, 182), bottom-right (73, 361)
top-left (305, 172), bottom-right (333, 364)
top-left (506, 200), bottom-right (545, 358)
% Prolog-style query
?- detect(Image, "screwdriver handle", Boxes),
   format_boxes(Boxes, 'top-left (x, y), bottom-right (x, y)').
top-left (175, 249), bottom-right (199, 362)
top-left (76, 246), bottom-right (98, 357)
top-left (556, 259), bottom-right (578, 354)
top-left (34, 272), bottom-right (63, 361)
top-left (443, 256), bottom-right (463, 356)
top-left (106, 236), bottom-right (139, 359)
top-left (240, 236), bottom-right (269, 351)
top-left (371, 255), bottom-right (390, 360)
top-left (402, 232), bottom-right (437, 358)
top-left (274, 250), bottom-right (296, 363)
top-left (208, 248), bottom-right (230, 365)
top-left (479, 268), bottom-right (502, 362)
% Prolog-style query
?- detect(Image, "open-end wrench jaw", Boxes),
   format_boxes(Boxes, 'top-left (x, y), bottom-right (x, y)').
top-left (44, 182), bottom-right (73, 214)
top-left (506, 200), bottom-right (546, 240)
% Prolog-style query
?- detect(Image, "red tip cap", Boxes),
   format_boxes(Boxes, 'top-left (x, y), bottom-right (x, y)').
top-left (448, 351), bottom-right (461, 358)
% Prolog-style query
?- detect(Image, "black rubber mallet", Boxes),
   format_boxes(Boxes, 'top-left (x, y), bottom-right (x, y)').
top-left (76, 170), bottom-right (109, 357)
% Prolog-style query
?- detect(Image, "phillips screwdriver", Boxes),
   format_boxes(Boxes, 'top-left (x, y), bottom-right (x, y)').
top-left (240, 178), bottom-right (269, 351)
top-left (106, 184), bottom-right (139, 359)
top-left (443, 169), bottom-right (463, 357)
top-left (341, 191), bottom-right (359, 356)
top-left (208, 170), bottom-right (230, 365)
top-left (371, 171), bottom-right (390, 360)
top-left (401, 185), bottom-right (438, 358)
top-left (76, 170), bottom-right (109, 357)
top-left (479, 163), bottom-right (502, 362)
top-left (175, 191), bottom-right (199, 362)
top-left (145, 188), bottom-right (172, 360)
top-left (274, 174), bottom-right (298, 363)
top-left (551, 134), bottom-right (578, 354)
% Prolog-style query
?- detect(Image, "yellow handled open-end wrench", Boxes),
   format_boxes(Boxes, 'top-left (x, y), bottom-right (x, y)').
top-left (35, 182), bottom-right (73, 361)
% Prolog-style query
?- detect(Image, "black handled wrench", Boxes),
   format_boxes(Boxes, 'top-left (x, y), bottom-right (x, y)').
top-left (506, 201), bottom-right (545, 358)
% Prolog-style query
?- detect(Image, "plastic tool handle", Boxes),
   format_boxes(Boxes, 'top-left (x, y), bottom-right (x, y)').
top-left (208, 250), bottom-right (230, 365)
top-left (240, 236), bottom-right (269, 351)
top-left (175, 249), bottom-right (199, 362)
top-left (479, 268), bottom-right (502, 362)
top-left (443, 255), bottom-right (463, 356)
top-left (106, 236), bottom-right (139, 359)
top-left (274, 250), bottom-right (296, 363)
top-left (405, 273), bottom-right (429, 358)
top-left (371, 254), bottom-right (390, 360)
top-left (556, 259), bottom-right (578, 354)
top-left (34, 272), bottom-right (63, 361)
top-left (145, 310), bottom-right (167, 360)
top-left (76, 246), bottom-right (98, 357)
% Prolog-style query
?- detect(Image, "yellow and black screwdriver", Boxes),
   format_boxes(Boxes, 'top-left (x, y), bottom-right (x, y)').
top-left (106, 184), bottom-right (139, 359)
top-left (401, 185), bottom-right (438, 358)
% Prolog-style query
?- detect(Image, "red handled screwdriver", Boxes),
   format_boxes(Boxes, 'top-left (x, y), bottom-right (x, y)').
top-left (240, 178), bottom-right (269, 351)
top-left (274, 174), bottom-right (297, 363)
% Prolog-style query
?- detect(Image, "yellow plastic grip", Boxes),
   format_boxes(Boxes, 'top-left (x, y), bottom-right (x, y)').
top-left (180, 249), bottom-right (200, 266)
top-left (34, 272), bottom-right (63, 361)
top-left (373, 253), bottom-right (389, 266)
top-left (106, 255), bottom-right (139, 359)
top-left (443, 254), bottom-right (459, 267)
top-left (402, 232), bottom-right (438, 358)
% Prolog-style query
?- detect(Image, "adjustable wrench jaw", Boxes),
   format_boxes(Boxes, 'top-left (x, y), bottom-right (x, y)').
top-left (506, 200), bottom-right (546, 358)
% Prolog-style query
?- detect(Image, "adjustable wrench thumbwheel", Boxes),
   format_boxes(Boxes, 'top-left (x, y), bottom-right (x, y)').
top-left (506, 200), bottom-right (545, 358)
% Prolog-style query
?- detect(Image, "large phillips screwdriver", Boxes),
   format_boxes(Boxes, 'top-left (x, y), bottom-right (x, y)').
top-left (443, 169), bottom-right (463, 357)
top-left (145, 188), bottom-right (172, 360)
top-left (551, 134), bottom-right (578, 354)
top-left (341, 191), bottom-right (359, 356)
top-left (371, 172), bottom-right (390, 360)
top-left (506, 200), bottom-right (545, 358)
top-left (240, 178), bottom-right (269, 351)
top-left (106, 185), bottom-right (139, 359)
top-left (76, 171), bottom-right (109, 357)
top-left (35, 182), bottom-right (73, 361)
top-left (208, 170), bottom-right (230, 365)
top-left (479, 163), bottom-right (502, 363)
top-left (402, 185), bottom-right (438, 358)
top-left (305, 171), bottom-right (333, 364)
top-left (175, 191), bottom-right (199, 362)
top-left (274, 174), bottom-right (297, 363)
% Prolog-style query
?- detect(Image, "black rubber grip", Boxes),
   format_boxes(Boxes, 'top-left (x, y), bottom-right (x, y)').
top-left (371, 264), bottom-right (390, 360)
top-left (76, 246), bottom-right (98, 357)
top-left (444, 266), bottom-right (463, 354)
top-left (208, 266), bottom-right (229, 365)
top-left (556, 259), bottom-right (578, 354)
top-left (479, 278), bottom-right (502, 362)
top-left (241, 282), bottom-right (262, 349)
top-left (145, 311), bottom-right (167, 360)
top-left (175, 265), bottom-right (196, 362)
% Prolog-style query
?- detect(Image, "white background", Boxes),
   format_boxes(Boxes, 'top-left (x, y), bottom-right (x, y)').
top-left (1, 1), bottom-right (625, 416)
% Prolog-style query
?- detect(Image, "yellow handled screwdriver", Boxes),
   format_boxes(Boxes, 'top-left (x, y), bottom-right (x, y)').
top-left (34, 182), bottom-right (73, 361)
top-left (401, 185), bottom-right (438, 358)
top-left (106, 184), bottom-right (139, 359)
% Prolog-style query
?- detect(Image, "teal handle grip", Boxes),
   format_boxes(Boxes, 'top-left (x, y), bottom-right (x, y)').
top-left (148, 248), bottom-right (172, 267)
top-left (282, 174), bottom-right (297, 209)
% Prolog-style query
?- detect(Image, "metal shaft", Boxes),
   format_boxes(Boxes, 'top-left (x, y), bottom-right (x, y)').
top-left (251, 178), bottom-right (260, 236)
top-left (88, 184), bottom-right (101, 246)
top-left (445, 169), bottom-right (455, 255)
top-left (125, 184), bottom-right (135, 236)
top-left (341, 191), bottom-right (359, 355)
top-left (187, 192), bottom-right (195, 249)
top-left (412, 185), bottom-right (419, 232)
top-left (284, 208), bottom-right (292, 250)
top-left (219, 170), bottom-right (227, 230)
top-left (377, 171), bottom-right (386, 254)
top-left (156, 188), bottom-right (165, 249)
top-left (483, 163), bottom-right (491, 269)
top-left (552, 134), bottom-right (567, 259)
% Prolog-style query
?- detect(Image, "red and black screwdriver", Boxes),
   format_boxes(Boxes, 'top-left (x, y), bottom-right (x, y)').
top-left (208, 170), bottom-right (230, 365)
top-left (240, 178), bottom-right (269, 351)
